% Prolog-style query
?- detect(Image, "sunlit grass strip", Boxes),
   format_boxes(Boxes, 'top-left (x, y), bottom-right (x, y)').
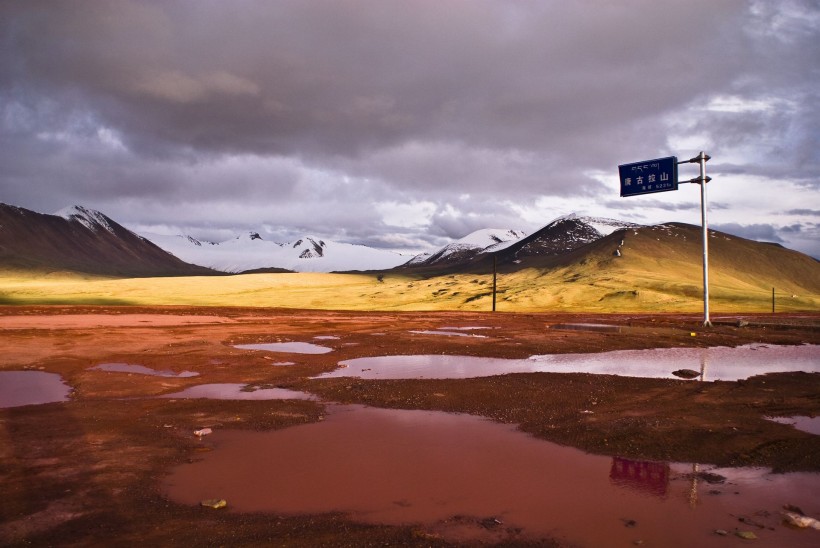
top-left (1, 270), bottom-right (817, 313)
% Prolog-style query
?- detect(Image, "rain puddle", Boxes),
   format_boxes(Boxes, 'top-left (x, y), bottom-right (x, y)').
top-left (552, 322), bottom-right (622, 333)
top-left (316, 344), bottom-right (819, 381)
top-left (90, 363), bottom-right (199, 378)
top-left (159, 383), bottom-right (315, 401)
top-left (0, 371), bottom-right (72, 408)
top-left (409, 330), bottom-right (488, 338)
top-left (313, 335), bottom-right (341, 340)
top-left (234, 342), bottom-right (333, 354)
top-left (438, 326), bottom-right (493, 331)
top-left (163, 405), bottom-right (819, 546)
top-left (767, 416), bottom-right (820, 436)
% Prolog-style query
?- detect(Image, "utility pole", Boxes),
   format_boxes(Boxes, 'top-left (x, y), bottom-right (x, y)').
top-left (492, 255), bottom-right (497, 312)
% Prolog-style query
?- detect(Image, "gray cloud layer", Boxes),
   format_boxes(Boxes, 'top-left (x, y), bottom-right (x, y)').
top-left (1, 1), bottom-right (818, 256)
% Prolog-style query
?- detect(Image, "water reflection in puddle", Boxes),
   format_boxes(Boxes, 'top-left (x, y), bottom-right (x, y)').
top-left (159, 383), bottom-right (316, 401)
top-left (317, 344), bottom-right (819, 381)
top-left (90, 363), bottom-right (199, 378)
top-left (0, 371), bottom-right (72, 408)
top-left (234, 342), bottom-right (333, 354)
top-left (767, 416), bottom-right (820, 436)
top-left (164, 405), bottom-right (819, 546)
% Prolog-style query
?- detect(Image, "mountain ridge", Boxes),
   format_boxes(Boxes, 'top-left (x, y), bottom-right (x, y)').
top-left (2, 203), bottom-right (819, 310)
top-left (0, 204), bottom-right (215, 277)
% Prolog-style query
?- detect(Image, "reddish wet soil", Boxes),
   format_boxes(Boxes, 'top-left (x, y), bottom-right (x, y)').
top-left (1, 305), bottom-right (819, 546)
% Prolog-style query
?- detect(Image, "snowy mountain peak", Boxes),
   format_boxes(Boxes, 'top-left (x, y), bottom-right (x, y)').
top-left (548, 212), bottom-right (579, 224)
top-left (56, 205), bottom-right (117, 234)
top-left (545, 215), bottom-right (639, 236)
top-left (455, 228), bottom-right (527, 248)
top-left (406, 227), bottom-right (526, 267)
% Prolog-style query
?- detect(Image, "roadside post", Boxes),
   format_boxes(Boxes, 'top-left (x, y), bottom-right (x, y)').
top-left (618, 152), bottom-right (713, 327)
top-left (492, 255), bottom-right (497, 312)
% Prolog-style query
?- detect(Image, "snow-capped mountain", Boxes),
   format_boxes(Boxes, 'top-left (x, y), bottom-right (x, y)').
top-left (401, 214), bottom-right (640, 271)
top-left (507, 214), bottom-right (639, 260)
top-left (143, 230), bottom-right (408, 273)
top-left (405, 228), bottom-right (527, 267)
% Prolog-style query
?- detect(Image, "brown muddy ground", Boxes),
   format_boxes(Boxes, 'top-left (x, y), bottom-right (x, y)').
top-left (1, 305), bottom-right (818, 546)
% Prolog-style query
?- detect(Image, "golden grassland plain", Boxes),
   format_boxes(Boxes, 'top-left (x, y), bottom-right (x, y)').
top-left (1, 261), bottom-right (817, 313)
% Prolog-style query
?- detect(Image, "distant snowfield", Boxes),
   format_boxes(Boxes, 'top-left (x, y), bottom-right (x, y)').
top-left (142, 232), bottom-right (410, 273)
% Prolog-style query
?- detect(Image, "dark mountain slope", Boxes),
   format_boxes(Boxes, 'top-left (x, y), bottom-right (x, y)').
top-left (0, 204), bottom-right (215, 277)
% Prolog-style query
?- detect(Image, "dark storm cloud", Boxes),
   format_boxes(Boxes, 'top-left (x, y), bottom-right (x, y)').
top-left (1, 1), bottom-right (818, 253)
top-left (713, 223), bottom-right (784, 243)
top-left (713, 220), bottom-right (820, 260)
top-left (602, 199), bottom-right (730, 213)
top-left (2, 2), bottom-right (753, 179)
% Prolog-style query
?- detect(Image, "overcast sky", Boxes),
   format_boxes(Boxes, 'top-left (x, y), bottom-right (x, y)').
top-left (2, 0), bottom-right (818, 257)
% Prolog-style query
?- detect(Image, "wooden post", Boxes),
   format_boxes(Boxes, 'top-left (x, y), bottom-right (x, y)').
top-left (492, 255), bottom-right (497, 312)
top-left (772, 287), bottom-right (775, 315)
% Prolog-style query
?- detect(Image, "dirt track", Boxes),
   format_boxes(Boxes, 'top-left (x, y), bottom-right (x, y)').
top-left (1, 306), bottom-right (819, 546)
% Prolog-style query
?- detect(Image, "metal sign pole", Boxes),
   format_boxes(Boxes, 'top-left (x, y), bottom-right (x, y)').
top-left (618, 152), bottom-right (713, 327)
top-left (697, 151), bottom-right (712, 327)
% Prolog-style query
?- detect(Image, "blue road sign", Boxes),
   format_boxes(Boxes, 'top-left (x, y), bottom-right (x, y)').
top-left (619, 156), bottom-right (678, 197)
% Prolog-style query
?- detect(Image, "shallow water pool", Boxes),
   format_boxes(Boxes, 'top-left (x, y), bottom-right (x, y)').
top-left (316, 343), bottom-right (819, 381)
top-left (159, 383), bottom-right (316, 401)
top-left (0, 371), bottom-right (72, 408)
top-left (163, 404), bottom-right (819, 546)
top-left (234, 342), bottom-right (333, 354)
top-left (90, 363), bottom-right (199, 377)
top-left (767, 415), bottom-right (820, 436)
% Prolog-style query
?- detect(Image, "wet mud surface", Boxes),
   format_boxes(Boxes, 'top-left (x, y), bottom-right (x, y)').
top-left (1, 306), bottom-right (819, 546)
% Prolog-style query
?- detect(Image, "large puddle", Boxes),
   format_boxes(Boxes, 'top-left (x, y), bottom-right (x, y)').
top-left (767, 416), bottom-right (820, 436)
top-left (234, 342), bottom-right (333, 354)
top-left (317, 343), bottom-right (819, 381)
top-left (409, 330), bottom-right (488, 338)
top-left (159, 383), bottom-right (316, 401)
top-left (0, 371), bottom-right (72, 408)
top-left (164, 405), bottom-right (819, 546)
top-left (90, 363), bottom-right (199, 378)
